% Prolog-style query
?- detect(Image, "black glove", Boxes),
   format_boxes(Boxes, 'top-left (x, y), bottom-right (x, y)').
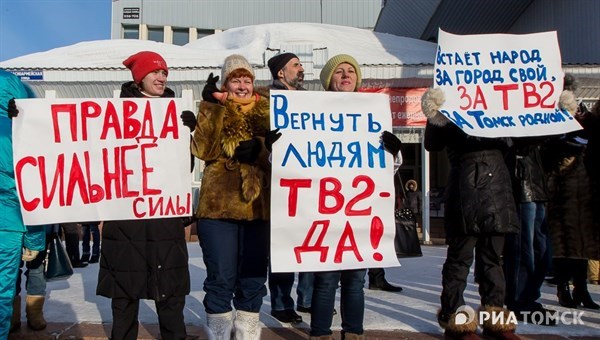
top-left (7, 98), bottom-right (18, 119)
top-left (381, 130), bottom-right (401, 155)
top-left (180, 110), bottom-right (196, 132)
top-left (202, 73), bottom-right (220, 104)
top-left (265, 128), bottom-right (282, 152)
top-left (234, 138), bottom-right (261, 164)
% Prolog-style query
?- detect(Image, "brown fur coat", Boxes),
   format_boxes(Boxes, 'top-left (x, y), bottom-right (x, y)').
top-left (191, 91), bottom-right (271, 221)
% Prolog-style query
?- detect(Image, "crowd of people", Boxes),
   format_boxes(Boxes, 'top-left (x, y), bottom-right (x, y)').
top-left (0, 49), bottom-right (598, 340)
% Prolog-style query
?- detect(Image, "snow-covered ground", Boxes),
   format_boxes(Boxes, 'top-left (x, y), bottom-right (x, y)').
top-left (32, 244), bottom-right (600, 336)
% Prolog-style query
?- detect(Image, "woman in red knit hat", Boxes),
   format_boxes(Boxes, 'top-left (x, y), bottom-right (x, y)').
top-left (96, 50), bottom-right (195, 340)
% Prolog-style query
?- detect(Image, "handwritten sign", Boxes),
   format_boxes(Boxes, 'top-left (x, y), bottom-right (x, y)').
top-left (435, 30), bottom-right (582, 137)
top-left (12, 98), bottom-right (192, 225)
top-left (269, 90), bottom-right (400, 272)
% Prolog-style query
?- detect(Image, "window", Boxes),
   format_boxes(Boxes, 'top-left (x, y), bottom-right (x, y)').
top-left (148, 26), bottom-right (164, 42)
top-left (123, 25), bottom-right (139, 39)
top-left (172, 27), bottom-right (189, 46)
top-left (196, 29), bottom-right (214, 39)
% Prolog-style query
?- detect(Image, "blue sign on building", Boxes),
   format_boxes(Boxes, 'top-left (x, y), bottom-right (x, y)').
top-left (10, 70), bottom-right (43, 81)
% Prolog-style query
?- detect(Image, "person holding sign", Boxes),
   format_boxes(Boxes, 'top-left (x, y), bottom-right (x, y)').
top-left (190, 54), bottom-right (271, 339)
top-left (266, 52), bottom-right (312, 324)
top-left (308, 54), bottom-right (402, 340)
top-left (422, 87), bottom-right (520, 340)
top-left (96, 51), bottom-right (191, 340)
top-left (0, 70), bottom-right (46, 339)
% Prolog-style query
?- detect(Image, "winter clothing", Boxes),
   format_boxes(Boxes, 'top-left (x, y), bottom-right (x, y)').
top-left (191, 56), bottom-right (270, 339)
top-left (310, 54), bottom-right (367, 339)
top-left (404, 180), bottom-right (422, 215)
top-left (541, 105), bottom-right (598, 308)
top-left (190, 97), bottom-right (271, 221)
top-left (267, 74), bottom-right (310, 322)
top-left (267, 52), bottom-right (298, 79)
top-left (0, 70), bottom-right (44, 339)
top-left (206, 311), bottom-right (233, 340)
top-left (234, 310), bottom-right (261, 340)
top-left (319, 54), bottom-right (362, 90)
top-left (503, 141), bottom-right (552, 316)
top-left (437, 309), bottom-right (478, 340)
top-left (25, 295), bottom-right (46, 330)
top-left (422, 87), bottom-right (519, 336)
top-left (10, 296), bottom-right (20, 332)
top-left (221, 54), bottom-right (254, 83)
top-left (97, 76), bottom-right (189, 340)
top-left (122, 51), bottom-right (168, 83)
top-left (423, 105), bottom-right (519, 237)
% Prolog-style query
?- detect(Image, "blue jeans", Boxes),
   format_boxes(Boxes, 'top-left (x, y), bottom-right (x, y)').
top-left (268, 271), bottom-right (314, 310)
top-left (310, 269), bottom-right (366, 337)
top-left (81, 223), bottom-right (100, 256)
top-left (504, 202), bottom-right (549, 311)
top-left (297, 272), bottom-right (314, 309)
top-left (198, 218), bottom-right (269, 314)
top-left (16, 225), bottom-right (51, 296)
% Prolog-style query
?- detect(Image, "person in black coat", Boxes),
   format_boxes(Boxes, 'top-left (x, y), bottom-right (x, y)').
top-left (422, 88), bottom-right (520, 340)
top-left (541, 87), bottom-right (599, 310)
top-left (96, 51), bottom-right (193, 340)
top-left (503, 139), bottom-right (555, 324)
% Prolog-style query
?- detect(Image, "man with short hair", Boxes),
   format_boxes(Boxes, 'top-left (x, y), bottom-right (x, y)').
top-left (266, 52), bottom-right (311, 324)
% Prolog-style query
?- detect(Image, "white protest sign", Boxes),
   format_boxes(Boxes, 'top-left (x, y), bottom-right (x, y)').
top-left (435, 30), bottom-right (582, 137)
top-left (269, 90), bottom-right (399, 272)
top-left (12, 98), bottom-right (192, 225)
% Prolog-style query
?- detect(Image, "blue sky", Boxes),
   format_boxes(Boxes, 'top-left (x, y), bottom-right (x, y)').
top-left (0, 0), bottom-right (111, 62)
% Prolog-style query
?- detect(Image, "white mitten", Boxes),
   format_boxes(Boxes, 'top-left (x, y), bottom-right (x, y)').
top-left (421, 87), bottom-right (449, 126)
top-left (559, 90), bottom-right (577, 116)
top-left (22, 248), bottom-right (39, 262)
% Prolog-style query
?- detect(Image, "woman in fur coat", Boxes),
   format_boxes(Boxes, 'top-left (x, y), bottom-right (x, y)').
top-left (422, 87), bottom-right (520, 340)
top-left (541, 89), bottom-right (600, 310)
top-left (190, 54), bottom-right (271, 340)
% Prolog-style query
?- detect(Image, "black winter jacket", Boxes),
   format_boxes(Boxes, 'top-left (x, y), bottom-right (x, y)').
top-left (509, 141), bottom-right (549, 203)
top-left (425, 121), bottom-right (520, 237)
top-left (96, 82), bottom-right (190, 300)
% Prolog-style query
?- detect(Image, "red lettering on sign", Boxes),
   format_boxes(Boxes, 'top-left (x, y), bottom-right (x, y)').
top-left (294, 220), bottom-right (330, 263)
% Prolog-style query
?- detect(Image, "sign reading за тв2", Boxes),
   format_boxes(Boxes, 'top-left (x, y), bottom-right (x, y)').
top-left (434, 29), bottom-right (582, 137)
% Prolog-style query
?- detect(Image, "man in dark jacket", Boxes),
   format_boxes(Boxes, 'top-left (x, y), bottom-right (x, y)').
top-left (503, 141), bottom-right (555, 325)
top-left (266, 52), bottom-right (308, 324)
top-left (422, 88), bottom-right (520, 340)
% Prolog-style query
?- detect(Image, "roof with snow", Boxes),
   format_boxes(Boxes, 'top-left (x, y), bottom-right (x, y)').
top-left (0, 23), bottom-right (437, 70)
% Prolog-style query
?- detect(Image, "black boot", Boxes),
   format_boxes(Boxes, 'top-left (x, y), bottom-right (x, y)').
top-left (572, 287), bottom-right (600, 309)
top-left (368, 268), bottom-right (402, 292)
top-left (571, 259), bottom-right (599, 309)
top-left (557, 283), bottom-right (577, 308)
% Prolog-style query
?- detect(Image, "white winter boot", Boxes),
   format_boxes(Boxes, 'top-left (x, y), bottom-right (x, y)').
top-left (234, 310), bottom-right (261, 340)
top-left (206, 311), bottom-right (234, 340)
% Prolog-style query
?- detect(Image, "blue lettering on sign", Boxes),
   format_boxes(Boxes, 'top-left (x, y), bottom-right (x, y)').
top-left (271, 94), bottom-right (382, 132)
top-left (517, 109), bottom-right (569, 126)
top-left (280, 141), bottom-right (386, 169)
top-left (467, 110), bottom-right (516, 128)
